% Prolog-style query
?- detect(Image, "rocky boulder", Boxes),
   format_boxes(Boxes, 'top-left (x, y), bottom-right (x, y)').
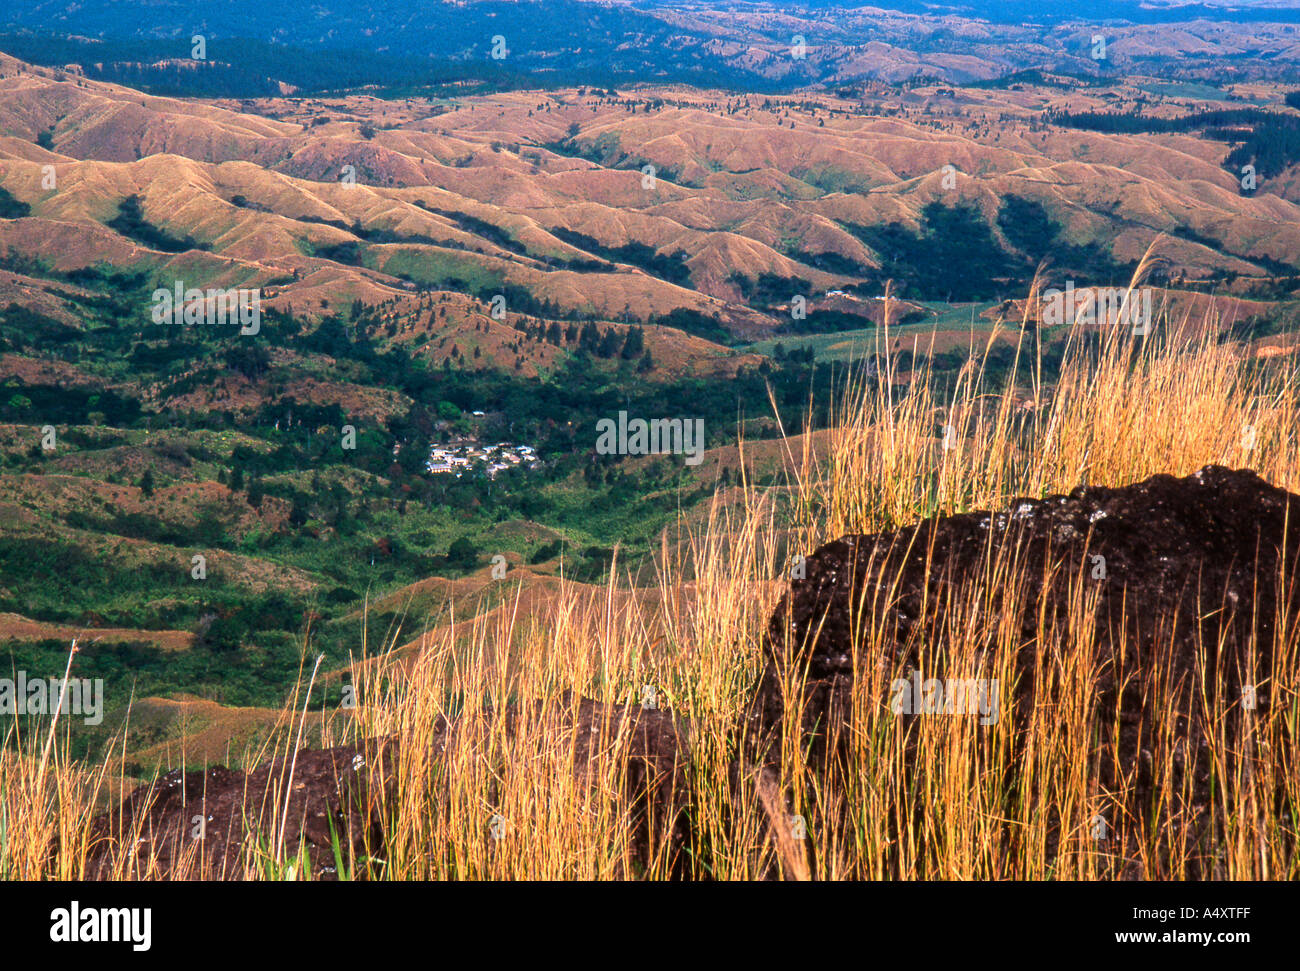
top-left (88, 696), bottom-right (690, 879)
top-left (748, 466), bottom-right (1300, 872)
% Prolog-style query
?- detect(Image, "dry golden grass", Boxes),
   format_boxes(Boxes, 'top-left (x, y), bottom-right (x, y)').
top-left (3, 269), bottom-right (1298, 880)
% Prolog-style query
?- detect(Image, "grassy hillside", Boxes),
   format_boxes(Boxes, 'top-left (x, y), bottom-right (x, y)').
top-left (5, 290), bottom-right (1299, 879)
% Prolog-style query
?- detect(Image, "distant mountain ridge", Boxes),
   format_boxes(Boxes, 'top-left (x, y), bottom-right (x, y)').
top-left (4, 1), bottom-right (1300, 95)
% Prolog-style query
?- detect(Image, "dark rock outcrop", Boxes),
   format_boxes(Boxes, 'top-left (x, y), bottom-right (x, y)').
top-left (87, 739), bottom-right (395, 880)
top-left (88, 697), bottom-right (690, 879)
top-left (748, 465), bottom-right (1300, 872)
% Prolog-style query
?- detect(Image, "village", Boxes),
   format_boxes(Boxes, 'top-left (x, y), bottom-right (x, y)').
top-left (425, 439), bottom-right (541, 478)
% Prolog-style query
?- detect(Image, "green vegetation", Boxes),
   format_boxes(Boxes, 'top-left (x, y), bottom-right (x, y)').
top-left (550, 228), bottom-right (691, 286)
top-left (106, 194), bottom-right (207, 253)
top-left (846, 203), bottom-right (1018, 301)
top-left (836, 199), bottom-right (1142, 302)
top-left (0, 186), bottom-right (31, 218)
top-left (1048, 107), bottom-right (1300, 184)
top-left (0, 270), bottom-right (845, 747)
